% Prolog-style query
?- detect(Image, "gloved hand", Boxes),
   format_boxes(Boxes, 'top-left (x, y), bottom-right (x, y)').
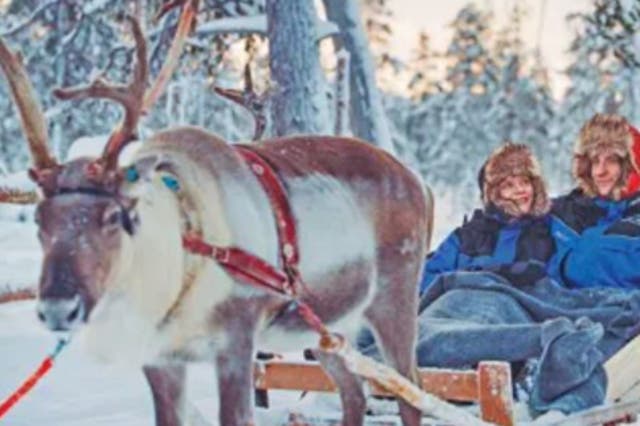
top-left (487, 260), bottom-right (548, 287)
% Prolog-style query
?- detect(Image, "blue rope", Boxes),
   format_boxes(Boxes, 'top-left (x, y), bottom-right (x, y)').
top-left (50, 337), bottom-right (69, 359)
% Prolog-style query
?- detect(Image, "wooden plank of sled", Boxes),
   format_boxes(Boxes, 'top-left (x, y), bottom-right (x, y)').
top-left (605, 334), bottom-right (640, 402)
top-left (478, 362), bottom-right (514, 426)
top-left (254, 361), bottom-right (477, 398)
top-left (254, 361), bottom-right (338, 393)
top-left (254, 360), bottom-right (514, 426)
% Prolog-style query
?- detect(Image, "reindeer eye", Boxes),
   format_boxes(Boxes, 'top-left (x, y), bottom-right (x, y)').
top-left (103, 209), bottom-right (121, 228)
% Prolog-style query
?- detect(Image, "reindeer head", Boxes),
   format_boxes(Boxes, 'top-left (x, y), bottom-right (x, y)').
top-left (0, 4), bottom-right (197, 331)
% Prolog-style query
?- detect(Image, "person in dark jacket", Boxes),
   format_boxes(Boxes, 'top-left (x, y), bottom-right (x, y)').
top-left (552, 113), bottom-right (640, 289)
top-left (419, 142), bottom-right (560, 294)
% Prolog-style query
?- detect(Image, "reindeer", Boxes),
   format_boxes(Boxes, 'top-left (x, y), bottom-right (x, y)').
top-left (0, 11), bottom-right (431, 426)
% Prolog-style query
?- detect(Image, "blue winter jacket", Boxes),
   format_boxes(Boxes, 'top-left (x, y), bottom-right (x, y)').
top-left (551, 189), bottom-right (640, 289)
top-left (419, 205), bottom-right (562, 294)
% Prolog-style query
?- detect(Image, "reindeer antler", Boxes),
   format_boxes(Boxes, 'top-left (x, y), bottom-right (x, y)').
top-left (0, 37), bottom-right (57, 171)
top-left (53, 16), bottom-right (148, 172)
top-left (144, 0), bottom-right (198, 113)
top-left (213, 63), bottom-right (266, 141)
top-left (154, 0), bottom-right (199, 24)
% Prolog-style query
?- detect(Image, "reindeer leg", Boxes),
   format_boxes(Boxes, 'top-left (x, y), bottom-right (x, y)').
top-left (365, 269), bottom-right (422, 426)
top-left (215, 322), bottom-right (256, 425)
top-left (143, 364), bottom-right (186, 426)
top-left (312, 349), bottom-right (367, 426)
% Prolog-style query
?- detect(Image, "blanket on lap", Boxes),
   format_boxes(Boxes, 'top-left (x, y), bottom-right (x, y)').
top-left (359, 269), bottom-right (640, 416)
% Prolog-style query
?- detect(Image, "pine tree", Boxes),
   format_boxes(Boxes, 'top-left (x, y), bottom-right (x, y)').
top-left (488, 3), bottom-right (555, 161)
top-left (444, 3), bottom-right (497, 95)
top-left (359, 0), bottom-right (398, 91)
top-left (266, 0), bottom-right (330, 135)
top-left (407, 32), bottom-right (441, 100)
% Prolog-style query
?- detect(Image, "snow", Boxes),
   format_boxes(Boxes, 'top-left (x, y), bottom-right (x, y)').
top-left (0, 300), bottom-right (340, 426)
top-left (195, 15), bottom-right (338, 40)
top-left (65, 135), bottom-right (142, 165)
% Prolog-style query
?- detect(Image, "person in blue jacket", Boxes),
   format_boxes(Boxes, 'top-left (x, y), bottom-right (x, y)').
top-left (552, 113), bottom-right (640, 289)
top-left (360, 141), bottom-right (640, 416)
top-left (419, 142), bottom-right (556, 294)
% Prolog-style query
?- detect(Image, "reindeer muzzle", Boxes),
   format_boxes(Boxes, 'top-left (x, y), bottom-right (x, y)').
top-left (37, 295), bottom-right (85, 331)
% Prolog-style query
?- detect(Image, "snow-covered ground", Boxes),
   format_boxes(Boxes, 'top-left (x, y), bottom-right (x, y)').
top-left (0, 300), bottom-right (456, 426)
top-left (0, 299), bottom-right (347, 426)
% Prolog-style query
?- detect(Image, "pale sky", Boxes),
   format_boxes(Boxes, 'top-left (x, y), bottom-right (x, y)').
top-left (389, 0), bottom-right (593, 99)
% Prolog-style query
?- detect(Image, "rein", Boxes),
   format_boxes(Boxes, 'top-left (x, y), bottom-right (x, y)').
top-left (0, 337), bottom-right (69, 420)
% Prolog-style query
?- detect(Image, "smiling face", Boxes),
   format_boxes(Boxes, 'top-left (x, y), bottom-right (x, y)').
top-left (497, 174), bottom-right (534, 217)
top-left (573, 113), bottom-right (636, 200)
top-left (589, 149), bottom-right (623, 198)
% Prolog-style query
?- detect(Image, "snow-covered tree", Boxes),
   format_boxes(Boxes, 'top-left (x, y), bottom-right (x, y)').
top-left (444, 4), bottom-right (497, 95)
top-left (488, 4), bottom-right (555, 155)
top-left (266, 0), bottom-right (330, 136)
top-left (407, 32), bottom-right (441, 100)
top-left (359, 0), bottom-right (400, 91)
top-left (323, 0), bottom-right (394, 153)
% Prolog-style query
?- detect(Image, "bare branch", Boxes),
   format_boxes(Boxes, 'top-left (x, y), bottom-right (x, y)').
top-left (0, 187), bottom-right (39, 204)
top-left (53, 78), bottom-right (130, 104)
top-left (0, 37), bottom-right (57, 171)
top-left (0, 288), bottom-right (36, 304)
top-left (194, 15), bottom-right (339, 40)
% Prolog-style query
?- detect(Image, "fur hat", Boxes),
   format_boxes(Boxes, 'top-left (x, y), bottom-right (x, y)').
top-left (573, 113), bottom-right (639, 200)
top-left (482, 142), bottom-right (550, 217)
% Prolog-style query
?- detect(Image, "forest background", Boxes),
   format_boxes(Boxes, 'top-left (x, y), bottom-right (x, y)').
top-left (0, 0), bottom-right (638, 242)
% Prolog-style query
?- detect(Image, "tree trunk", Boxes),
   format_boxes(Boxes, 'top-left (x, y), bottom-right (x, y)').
top-left (266, 0), bottom-right (331, 136)
top-left (322, 0), bottom-right (395, 154)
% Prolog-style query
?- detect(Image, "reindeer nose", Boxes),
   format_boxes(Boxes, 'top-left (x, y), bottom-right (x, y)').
top-left (37, 295), bottom-right (85, 331)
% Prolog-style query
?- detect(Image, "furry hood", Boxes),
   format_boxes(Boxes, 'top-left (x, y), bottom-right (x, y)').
top-left (482, 142), bottom-right (550, 218)
top-left (573, 113), bottom-right (639, 200)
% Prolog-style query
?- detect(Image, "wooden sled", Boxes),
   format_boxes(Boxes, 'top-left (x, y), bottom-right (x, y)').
top-left (253, 360), bottom-right (515, 426)
top-left (605, 334), bottom-right (640, 403)
top-left (546, 399), bottom-right (640, 426)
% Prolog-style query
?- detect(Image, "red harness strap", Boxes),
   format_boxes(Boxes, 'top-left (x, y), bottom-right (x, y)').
top-left (182, 235), bottom-right (293, 296)
top-left (181, 145), bottom-right (328, 335)
top-left (234, 145), bottom-right (300, 273)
